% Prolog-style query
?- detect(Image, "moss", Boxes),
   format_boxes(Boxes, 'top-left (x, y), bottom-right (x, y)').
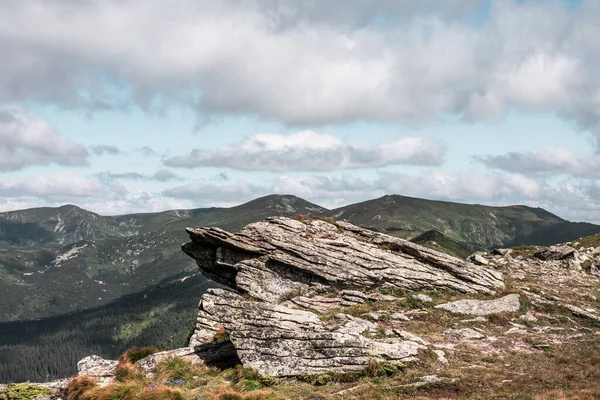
top-left (0, 382), bottom-right (52, 400)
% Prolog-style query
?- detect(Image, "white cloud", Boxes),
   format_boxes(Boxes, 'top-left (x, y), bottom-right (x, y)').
top-left (477, 147), bottom-right (600, 177)
top-left (0, 105), bottom-right (88, 171)
top-left (0, 0), bottom-right (600, 138)
top-left (165, 131), bottom-right (444, 171)
top-left (0, 173), bottom-right (108, 199)
top-left (90, 145), bottom-right (124, 156)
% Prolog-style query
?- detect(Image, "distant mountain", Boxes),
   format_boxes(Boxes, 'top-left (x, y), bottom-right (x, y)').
top-left (330, 194), bottom-right (597, 250)
top-left (0, 204), bottom-right (194, 247)
top-left (1, 193), bottom-right (599, 323)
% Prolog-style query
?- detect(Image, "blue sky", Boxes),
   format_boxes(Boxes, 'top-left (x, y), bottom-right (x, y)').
top-left (2, 0), bottom-right (600, 222)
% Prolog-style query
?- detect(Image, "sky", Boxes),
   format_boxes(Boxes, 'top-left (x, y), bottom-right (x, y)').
top-left (2, 0), bottom-right (600, 222)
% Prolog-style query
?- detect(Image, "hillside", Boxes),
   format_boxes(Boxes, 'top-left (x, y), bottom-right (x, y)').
top-left (409, 229), bottom-right (472, 259)
top-left (331, 194), bottom-right (598, 250)
top-left (4, 217), bottom-right (600, 399)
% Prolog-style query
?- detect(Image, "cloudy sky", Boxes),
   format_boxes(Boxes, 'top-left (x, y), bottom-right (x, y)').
top-left (2, 0), bottom-right (600, 222)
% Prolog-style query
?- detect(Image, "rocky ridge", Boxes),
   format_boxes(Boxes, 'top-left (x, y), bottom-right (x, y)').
top-left (8, 217), bottom-right (600, 399)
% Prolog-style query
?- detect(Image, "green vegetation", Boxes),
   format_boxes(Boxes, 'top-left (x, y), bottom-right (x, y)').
top-left (0, 273), bottom-right (212, 383)
top-left (0, 382), bottom-right (51, 400)
top-left (409, 229), bottom-right (472, 259)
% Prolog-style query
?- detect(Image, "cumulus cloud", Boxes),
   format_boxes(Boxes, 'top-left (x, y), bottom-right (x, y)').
top-left (477, 147), bottom-right (600, 177)
top-left (165, 131), bottom-right (444, 171)
top-left (0, 1), bottom-right (600, 139)
top-left (0, 173), bottom-right (108, 199)
top-left (0, 105), bottom-right (88, 171)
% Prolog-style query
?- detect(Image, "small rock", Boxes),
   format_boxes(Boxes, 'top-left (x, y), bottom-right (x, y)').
top-left (565, 304), bottom-right (600, 322)
top-left (368, 293), bottom-right (399, 302)
top-left (361, 312), bottom-right (383, 321)
top-left (433, 349), bottom-right (449, 364)
top-left (534, 246), bottom-right (577, 261)
top-left (389, 312), bottom-right (411, 321)
top-left (435, 294), bottom-right (521, 316)
top-left (491, 248), bottom-right (512, 257)
top-left (468, 253), bottom-right (489, 266)
top-left (413, 294), bottom-right (433, 303)
top-left (460, 316), bottom-right (487, 323)
top-left (444, 328), bottom-right (485, 340)
top-left (77, 355), bottom-right (118, 382)
top-left (505, 327), bottom-right (528, 335)
top-left (393, 330), bottom-right (430, 345)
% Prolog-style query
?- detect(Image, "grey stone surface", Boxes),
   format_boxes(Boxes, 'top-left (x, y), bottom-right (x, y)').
top-left (77, 355), bottom-right (118, 382)
top-left (183, 217), bottom-right (505, 304)
top-left (190, 289), bottom-right (423, 377)
top-left (435, 294), bottom-right (521, 316)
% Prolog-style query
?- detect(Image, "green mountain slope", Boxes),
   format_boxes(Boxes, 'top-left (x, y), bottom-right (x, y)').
top-left (0, 272), bottom-right (212, 383)
top-left (0, 195), bottom-right (328, 322)
top-left (409, 230), bottom-right (472, 259)
top-left (330, 194), bottom-right (596, 250)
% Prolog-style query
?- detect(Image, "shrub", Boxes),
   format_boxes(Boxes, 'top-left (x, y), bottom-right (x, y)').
top-left (119, 346), bottom-right (159, 364)
top-left (0, 382), bottom-right (51, 400)
top-left (65, 376), bottom-right (97, 400)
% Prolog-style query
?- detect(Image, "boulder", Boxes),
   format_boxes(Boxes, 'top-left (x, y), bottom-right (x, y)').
top-left (534, 246), bottom-right (577, 261)
top-left (435, 294), bottom-right (521, 316)
top-left (182, 217), bottom-right (507, 377)
top-left (190, 289), bottom-right (423, 377)
top-left (77, 355), bottom-right (118, 382)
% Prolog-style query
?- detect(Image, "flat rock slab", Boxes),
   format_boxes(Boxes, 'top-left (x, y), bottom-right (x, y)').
top-left (183, 217), bottom-right (505, 304)
top-left (435, 294), bottom-right (521, 316)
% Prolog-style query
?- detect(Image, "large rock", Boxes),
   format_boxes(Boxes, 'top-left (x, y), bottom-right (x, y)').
top-left (191, 289), bottom-right (423, 377)
top-left (534, 246), bottom-right (577, 261)
top-left (435, 294), bottom-right (521, 316)
top-left (183, 217), bottom-right (505, 303)
top-left (182, 217), bottom-right (507, 377)
top-left (77, 355), bottom-right (118, 382)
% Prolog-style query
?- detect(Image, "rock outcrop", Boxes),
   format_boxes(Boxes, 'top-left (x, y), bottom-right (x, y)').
top-left (183, 217), bottom-right (505, 303)
top-left (182, 217), bottom-right (506, 376)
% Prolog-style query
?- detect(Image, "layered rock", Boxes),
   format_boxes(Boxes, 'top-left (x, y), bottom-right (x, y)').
top-left (192, 289), bottom-right (422, 376)
top-left (181, 217), bottom-right (506, 376)
top-left (183, 217), bottom-right (505, 303)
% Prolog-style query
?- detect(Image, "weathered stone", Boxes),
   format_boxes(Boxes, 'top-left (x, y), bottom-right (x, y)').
top-left (287, 295), bottom-right (343, 313)
top-left (534, 246), bottom-right (577, 261)
top-left (491, 248), bottom-right (512, 257)
top-left (519, 313), bottom-right (538, 323)
top-left (435, 294), bottom-right (521, 316)
top-left (77, 355), bottom-right (117, 382)
top-left (413, 294), bottom-right (433, 303)
top-left (565, 304), bottom-right (600, 322)
top-left (190, 289), bottom-right (422, 376)
top-left (468, 253), bottom-right (489, 266)
top-left (183, 218), bottom-right (505, 305)
top-left (444, 328), bottom-right (485, 340)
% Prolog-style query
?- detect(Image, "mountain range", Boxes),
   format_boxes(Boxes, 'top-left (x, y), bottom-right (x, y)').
top-left (2, 194), bottom-right (599, 322)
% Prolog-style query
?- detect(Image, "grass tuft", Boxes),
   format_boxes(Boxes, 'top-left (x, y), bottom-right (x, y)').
top-left (65, 376), bottom-right (98, 400)
top-left (119, 346), bottom-right (159, 364)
